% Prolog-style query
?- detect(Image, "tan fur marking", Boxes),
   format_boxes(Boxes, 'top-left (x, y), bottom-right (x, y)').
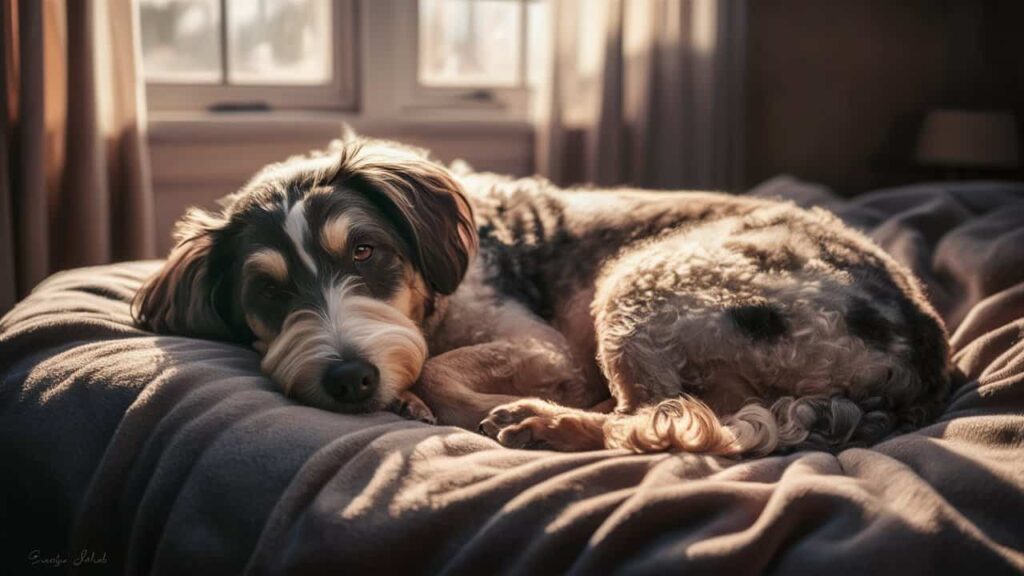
top-left (244, 249), bottom-right (289, 283)
top-left (246, 313), bottom-right (277, 353)
top-left (389, 266), bottom-right (430, 323)
top-left (321, 215), bottom-right (350, 258)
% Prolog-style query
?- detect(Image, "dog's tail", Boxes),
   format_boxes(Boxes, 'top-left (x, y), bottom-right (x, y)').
top-left (604, 395), bottom-right (907, 456)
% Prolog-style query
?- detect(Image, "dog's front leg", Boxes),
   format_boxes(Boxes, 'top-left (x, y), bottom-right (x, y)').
top-left (412, 343), bottom-right (523, 430)
top-left (413, 336), bottom-right (598, 430)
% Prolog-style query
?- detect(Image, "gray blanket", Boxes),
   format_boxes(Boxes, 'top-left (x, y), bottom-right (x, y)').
top-left (2, 181), bottom-right (1023, 575)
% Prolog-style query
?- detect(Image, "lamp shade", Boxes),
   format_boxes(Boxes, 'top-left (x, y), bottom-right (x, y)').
top-left (916, 109), bottom-right (1020, 168)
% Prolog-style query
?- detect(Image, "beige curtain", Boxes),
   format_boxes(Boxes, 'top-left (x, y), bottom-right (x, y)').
top-left (1, 0), bottom-right (154, 314)
top-left (537, 0), bottom-right (747, 191)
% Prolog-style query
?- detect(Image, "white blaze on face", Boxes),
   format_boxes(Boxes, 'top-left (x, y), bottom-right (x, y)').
top-left (284, 199), bottom-right (318, 274)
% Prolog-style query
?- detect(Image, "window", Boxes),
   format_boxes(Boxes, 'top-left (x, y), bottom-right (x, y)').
top-left (138, 0), bottom-right (548, 119)
top-left (139, 0), bottom-right (356, 111)
top-left (403, 0), bottom-right (548, 114)
top-left (419, 0), bottom-right (525, 88)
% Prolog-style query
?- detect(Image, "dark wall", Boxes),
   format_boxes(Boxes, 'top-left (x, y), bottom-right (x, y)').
top-left (744, 0), bottom-right (1024, 194)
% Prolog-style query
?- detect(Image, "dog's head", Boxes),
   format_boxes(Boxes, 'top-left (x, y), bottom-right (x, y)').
top-left (133, 137), bottom-right (477, 412)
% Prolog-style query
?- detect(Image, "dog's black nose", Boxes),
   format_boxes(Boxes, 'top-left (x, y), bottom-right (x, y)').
top-left (323, 360), bottom-right (379, 404)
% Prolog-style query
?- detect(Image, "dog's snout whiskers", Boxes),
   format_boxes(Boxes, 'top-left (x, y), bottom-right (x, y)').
top-left (260, 287), bottom-right (427, 413)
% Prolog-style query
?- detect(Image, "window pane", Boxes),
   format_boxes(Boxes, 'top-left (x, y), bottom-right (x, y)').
top-left (139, 0), bottom-right (222, 83)
top-left (226, 0), bottom-right (333, 85)
top-left (419, 0), bottom-right (523, 88)
top-left (525, 0), bottom-right (548, 88)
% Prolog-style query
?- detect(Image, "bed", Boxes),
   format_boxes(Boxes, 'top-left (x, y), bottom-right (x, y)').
top-left (2, 179), bottom-right (1023, 575)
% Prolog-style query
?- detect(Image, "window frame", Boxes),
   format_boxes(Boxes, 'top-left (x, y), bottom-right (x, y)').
top-left (388, 0), bottom-right (534, 117)
top-left (143, 0), bottom-right (546, 122)
top-left (144, 0), bottom-right (359, 112)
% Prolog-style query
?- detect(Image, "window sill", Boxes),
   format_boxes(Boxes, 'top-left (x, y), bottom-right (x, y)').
top-left (147, 111), bottom-right (535, 144)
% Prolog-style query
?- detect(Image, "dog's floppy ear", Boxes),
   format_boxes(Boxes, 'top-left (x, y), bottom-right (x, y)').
top-left (397, 165), bottom-right (477, 295)
top-left (132, 208), bottom-right (238, 339)
top-left (353, 158), bottom-right (478, 295)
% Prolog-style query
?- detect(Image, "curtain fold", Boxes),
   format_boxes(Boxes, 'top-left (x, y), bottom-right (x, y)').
top-left (1, 0), bottom-right (153, 314)
top-left (538, 0), bottom-right (747, 192)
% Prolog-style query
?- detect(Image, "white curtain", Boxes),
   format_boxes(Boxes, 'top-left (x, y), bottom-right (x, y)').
top-left (537, 0), bottom-right (747, 191)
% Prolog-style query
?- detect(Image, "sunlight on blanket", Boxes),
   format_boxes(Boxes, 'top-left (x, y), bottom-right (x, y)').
top-left (29, 342), bottom-right (172, 406)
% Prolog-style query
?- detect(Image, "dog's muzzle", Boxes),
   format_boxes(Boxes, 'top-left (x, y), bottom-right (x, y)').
top-left (261, 282), bottom-right (428, 412)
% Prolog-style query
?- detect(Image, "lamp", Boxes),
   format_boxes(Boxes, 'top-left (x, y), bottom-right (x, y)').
top-left (916, 109), bottom-right (1020, 170)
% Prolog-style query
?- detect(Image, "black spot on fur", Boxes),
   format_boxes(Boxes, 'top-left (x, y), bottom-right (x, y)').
top-left (893, 292), bottom-right (951, 411)
top-left (477, 188), bottom-right (573, 319)
top-left (730, 305), bottom-right (788, 341)
top-left (845, 297), bottom-right (894, 349)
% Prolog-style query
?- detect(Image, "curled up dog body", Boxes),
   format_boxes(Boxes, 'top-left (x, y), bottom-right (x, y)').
top-left (134, 137), bottom-right (952, 457)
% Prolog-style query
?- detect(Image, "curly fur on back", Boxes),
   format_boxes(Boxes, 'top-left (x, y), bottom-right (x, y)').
top-left (460, 171), bottom-right (952, 456)
top-left (586, 203), bottom-right (951, 455)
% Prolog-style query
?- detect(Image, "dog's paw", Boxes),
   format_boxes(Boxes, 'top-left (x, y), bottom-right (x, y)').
top-left (389, 392), bottom-right (436, 424)
top-left (478, 399), bottom-right (557, 449)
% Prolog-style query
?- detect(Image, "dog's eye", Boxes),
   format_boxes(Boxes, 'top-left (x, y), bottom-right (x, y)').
top-left (353, 244), bottom-right (374, 262)
top-left (260, 284), bottom-right (290, 301)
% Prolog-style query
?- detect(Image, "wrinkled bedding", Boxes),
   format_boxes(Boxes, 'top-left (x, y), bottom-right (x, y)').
top-left (2, 180), bottom-right (1023, 575)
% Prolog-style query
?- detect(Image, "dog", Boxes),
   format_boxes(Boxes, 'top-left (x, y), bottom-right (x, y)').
top-left (134, 136), bottom-right (952, 456)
